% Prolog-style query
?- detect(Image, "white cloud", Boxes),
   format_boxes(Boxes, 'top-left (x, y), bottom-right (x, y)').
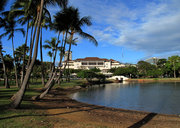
top-left (69, 0), bottom-right (180, 55)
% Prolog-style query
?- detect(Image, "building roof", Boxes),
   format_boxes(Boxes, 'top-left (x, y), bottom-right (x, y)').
top-left (75, 57), bottom-right (118, 62)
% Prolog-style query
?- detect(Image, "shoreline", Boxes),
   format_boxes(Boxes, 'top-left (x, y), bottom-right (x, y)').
top-left (127, 78), bottom-right (180, 83)
top-left (34, 86), bottom-right (180, 127)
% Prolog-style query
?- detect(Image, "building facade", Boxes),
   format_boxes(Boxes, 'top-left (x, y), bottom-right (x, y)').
top-left (62, 57), bottom-right (125, 72)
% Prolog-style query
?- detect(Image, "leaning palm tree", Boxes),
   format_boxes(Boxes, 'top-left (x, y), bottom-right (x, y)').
top-left (0, 11), bottom-right (25, 88)
top-left (36, 6), bottom-right (98, 99)
top-left (11, 0), bottom-right (68, 109)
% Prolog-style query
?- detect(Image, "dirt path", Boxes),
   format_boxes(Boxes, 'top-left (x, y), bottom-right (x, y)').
top-left (34, 88), bottom-right (180, 128)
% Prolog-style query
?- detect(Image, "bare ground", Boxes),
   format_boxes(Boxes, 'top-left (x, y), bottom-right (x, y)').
top-left (34, 87), bottom-right (180, 128)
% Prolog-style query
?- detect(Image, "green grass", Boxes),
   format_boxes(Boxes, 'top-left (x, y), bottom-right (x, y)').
top-left (59, 79), bottom-right (86, 88)
top-left (0, 85), bottom-right (53, 128)
top-left (0, 109), bottom-right (52, 128)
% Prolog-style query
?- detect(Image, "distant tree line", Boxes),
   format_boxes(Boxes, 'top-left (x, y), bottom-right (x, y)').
top-left (109, 55), bottom-right (180, 78)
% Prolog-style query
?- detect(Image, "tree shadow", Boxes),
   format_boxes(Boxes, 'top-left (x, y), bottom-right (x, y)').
top-left (0, 105), bottom-right (104, 120)
top-left (128, 113), bottom-right (157, 128)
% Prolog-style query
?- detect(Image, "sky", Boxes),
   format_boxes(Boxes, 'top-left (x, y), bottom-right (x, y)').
top-left (1, 0), bottom-right (180, 64)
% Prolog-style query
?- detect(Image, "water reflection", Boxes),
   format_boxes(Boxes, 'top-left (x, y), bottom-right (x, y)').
top-left (71, 82), bottom-right (180, 115)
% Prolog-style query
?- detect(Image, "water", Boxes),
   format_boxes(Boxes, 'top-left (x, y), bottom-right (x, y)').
top-left (71, 82), bottom-right (180, 115)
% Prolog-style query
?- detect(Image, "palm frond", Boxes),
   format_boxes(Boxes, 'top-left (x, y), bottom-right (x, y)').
top-left (78, 31), bottom-right (98, 46)
top-left (15, 28), bottom-right (25, 37)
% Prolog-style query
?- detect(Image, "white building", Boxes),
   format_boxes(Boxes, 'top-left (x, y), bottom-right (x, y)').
top-left (62, 57), bottom-right (125, 72)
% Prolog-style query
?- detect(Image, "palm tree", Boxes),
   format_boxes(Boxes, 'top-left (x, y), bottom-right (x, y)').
top-left (40, 8), bottom-right (52, 86)
top-left (11, 0), bottom-right (68, 109)
top-left (0, 40), bottom-right (9, 88)
top-left (37, 6), bottom-right (98, 99)
top-left (0, 11), bottom-right (25, 87)
top-left (43, 37), bottom-right (57, 62)
top-left (11, 0), bottom-right (35, 83)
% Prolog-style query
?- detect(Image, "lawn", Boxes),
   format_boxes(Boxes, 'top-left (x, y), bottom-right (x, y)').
top-left (0, 79), bottom-right (86, 128)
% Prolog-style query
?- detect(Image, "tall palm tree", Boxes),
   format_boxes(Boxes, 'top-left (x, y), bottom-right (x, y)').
top-left (0, 0), bottom-right (9, 88)
top-left (37, 6), bottom-right (98, 99)
top-left (39, 8), bottom-right (52, 86)
top-left (0, 41), bottom-right (9, 88)
top-left (1, 11), bottom-right (25, 87)
top-left (11, 0), bottom-right (68, 109)
top-left (11, 0), bottom-right (35, 83)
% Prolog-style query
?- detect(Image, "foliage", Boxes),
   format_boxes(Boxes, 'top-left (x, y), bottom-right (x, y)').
top-left (77, 70), bottom-right (105, 82)
top-left (113, 66), bottom-right (137, 78)
top-left (90, 67), bottom-right (101, 73)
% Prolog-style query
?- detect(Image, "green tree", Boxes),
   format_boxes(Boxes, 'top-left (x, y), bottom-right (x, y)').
top-left (0, 11), bottom-right (25, 87)
top-left (38, 6), bottom-right (98, 99)
top-left (11, 0), bottom-right (67, 109)
top-left (137, 61), bottom-right (154, 77)
top-left (168, 56), bottom-right (180, 78)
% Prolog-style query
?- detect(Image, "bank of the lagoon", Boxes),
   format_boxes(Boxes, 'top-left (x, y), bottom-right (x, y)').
top-left (35, 85), bottom-right (180, 128)
top-left (128, 78), bottom-right (180, 82)
top-left (1, 80), bottom-right (180, 127)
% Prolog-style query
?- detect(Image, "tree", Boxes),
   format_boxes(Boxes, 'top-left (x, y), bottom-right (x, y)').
top-left (168, 56), bottom-right (180, 78)
top-left (0, 40), bottom-right (9, 88)
top-left (11, 0), bottom-right (35, 83)
top-left (137, 61), bottom-right (154, 77)
top-left (157, 59), bottom-right (167, 77)
top-left (11, 0), bottom-right (67, 109)
top-left (10, 0), bottom-right (45, 108)
top-left (43, 37), bottom-right (57, 64)
top-left (14, 44), bottom-right (29, 80)
top-left (0, 11), bottom-right (25, 87)
top-left (37, 6), bottom-right (98, 99)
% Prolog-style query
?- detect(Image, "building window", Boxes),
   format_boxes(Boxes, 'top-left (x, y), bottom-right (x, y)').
top-left (89, 62), bottom-right (96, 65)
top-left (82, 62), bottom-right (87, 65)
top-left (98, 62), bottom-right (103, 65)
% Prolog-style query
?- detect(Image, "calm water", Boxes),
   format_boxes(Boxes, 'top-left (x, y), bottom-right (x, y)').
top-left (71, 82), bottom-right (180, 115)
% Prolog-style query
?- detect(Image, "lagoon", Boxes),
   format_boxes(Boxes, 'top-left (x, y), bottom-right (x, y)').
top-left (71, 82), bottom-right (180, 115)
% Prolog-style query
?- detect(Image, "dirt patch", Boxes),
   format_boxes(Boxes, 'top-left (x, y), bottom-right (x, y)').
top-left (34, 87), bottom-right (180, 128)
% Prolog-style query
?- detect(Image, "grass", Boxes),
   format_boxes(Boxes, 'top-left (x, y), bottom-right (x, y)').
top-left (0, 85), bottom-right (53, 128)
top-left (0, 79), bottom-right (88, 128)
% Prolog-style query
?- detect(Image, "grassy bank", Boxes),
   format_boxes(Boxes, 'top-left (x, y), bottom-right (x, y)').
top-left (128, 78), bottom-right (180, 82)
top-left (0, 79), bottom-right (87, 128)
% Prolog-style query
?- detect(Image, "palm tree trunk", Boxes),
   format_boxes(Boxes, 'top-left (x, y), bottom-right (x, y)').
top-left (37, 31), bottom-right (68, 99)
top-left (0, 50), bottom-right (9, 88)
top-left (47, 32), bottom-right (61, 82)
top-left (12, 36), bottom-right (19, 87)
top-left (10, 0), bottom-right (44, 109)
top-left (40, 27), bottom-right (45, 86)
top-left (57, 31), bottom-right (66, 84)
top-left (27, 16), bottom-right (38, 67)
top-left (21, 19), bottom-right (29, 84)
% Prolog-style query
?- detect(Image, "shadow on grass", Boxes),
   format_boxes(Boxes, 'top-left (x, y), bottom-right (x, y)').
top-left (0, 105), bottom-right (104, 120)
top-left (0, 97), bottom-right (157, 128)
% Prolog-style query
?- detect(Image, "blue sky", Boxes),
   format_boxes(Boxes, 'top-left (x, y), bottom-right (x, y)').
top-left (1, 0), bottom-right (180, 64)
